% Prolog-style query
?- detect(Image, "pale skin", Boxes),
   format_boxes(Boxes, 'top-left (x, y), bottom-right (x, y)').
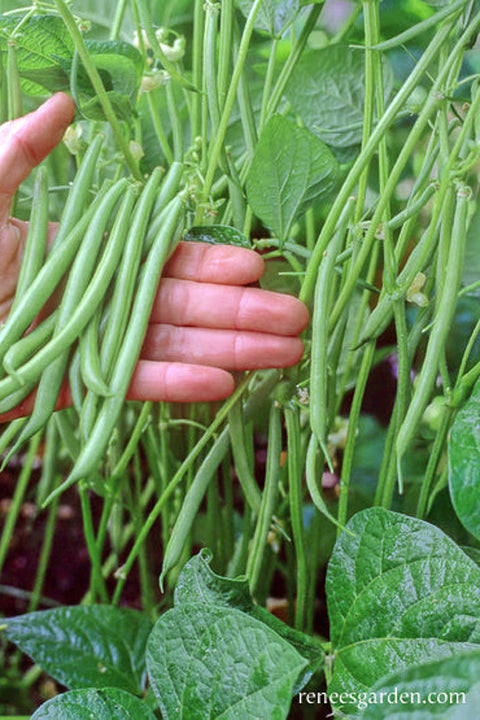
top-left (0, 93), bottom-right (309, 422)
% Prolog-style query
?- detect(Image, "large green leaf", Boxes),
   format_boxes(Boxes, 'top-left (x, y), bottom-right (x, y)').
top-left (0, 14), bottom-right (142, 110)
top-left (31, 688), bottom-right (157, 719)
top-left (174, 550), bottom-right (324, 693)
top-left (357, 650), bottom-right (480, 718)
top-left (2, 605), bottom-right (153, 695)
top-left (326, 508), bottom-right (480, 714)
top-left (246, 114), bottom-right (339, 240)
top-left (0, 14), bottom-right (73, 95)
top-left (146, 603), bottom-right (307, 720)
top-left (449, 378), bottom-right (480, 541)
top-left (285, 46), bottom-right (393, 148)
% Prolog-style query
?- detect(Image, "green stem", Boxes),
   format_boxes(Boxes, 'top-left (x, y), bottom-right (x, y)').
top-left (110, 0), bottom-right (129, 40)
top-left (247, 403), bottom-right (282, 594)
top-left (79, 485), bottom-right (109, 604)
top-left (416, 407), bottom-right (453, 518)
top-left (284, 405), bottom-right (308, 631)
top-left (112, 373), bottom-right (258, 603)
top-left (337, 342), bottom-right (376, 530)
top-left (266, 4), bottom-right (322, 119)
top-left (198, 0), bottom-right (266, 216)
top-left (300, 10), bottom-right (474, 306)
top-left (0, 433), bottom-right (41, 577)
top-left (191, 0), bottom-right (205, 140)
top-left (29, 496), bottom-right (59, 612)
top-left (53, 0), bottom-right (142, 180)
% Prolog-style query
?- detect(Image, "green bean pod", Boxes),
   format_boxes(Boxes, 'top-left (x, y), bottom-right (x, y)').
top-left (284, 403), bottom-right (308, 631)
top-left (2, 179), bottom-right (129, 459)
top-left (160, 370), bottom-right (281, 588)
top-left (54, 409), bottom-right (80, 462)
top-left (246, 403), bottom-right (282, 593)
top-left (0, 380), bottom-right (38, 417)
top-left (68, 345), bottom-right (84, 416)
top-left (305, 434), bottom-right (347, 532)
top-left (144, 162), bottom-right (184, 252)
top-left (51, 195), bottom-right (186, 491)
top-left (100, 167), bottom-right (165, 377)
top-left (310, 198), bottom-right (355, 453)
top-left (3, 311), bottom-right (58, 378)
top-left (11, 167), bottom-right (49, 312)
top-left (358, 215), bottom-right (442, 345)
top-left (395, 185), bottom-right (470, 469)
top-left (228, 398), bottom-right (261, 513)
top-left (5, 180), bottom-right (131, 384)
top-left (6, 42), bottom-right (22, 120)
top-left (0, 417), bottom-right (26, 454)
top-left (79, 311), bottom-right (111, 398)
top-left (50, 135), bottom-right (104, 251)
top-left (0, 183), bottom-right (110, 369)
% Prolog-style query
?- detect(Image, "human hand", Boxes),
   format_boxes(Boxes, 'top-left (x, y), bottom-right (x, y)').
top-left (0, 94), bottom-right (309, 421)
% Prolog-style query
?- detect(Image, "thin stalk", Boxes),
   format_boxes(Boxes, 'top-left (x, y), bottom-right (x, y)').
top-left (191, 0), bottom-right (205, 139)
top-left (300, 11), bottom-right (476, 305)
top-left (337, 342), bottom-right (376, 530)
top-left (167, 82), bottom-right (184, 161)
top-left (266, 4), bottom-right (322, 119)
top-left (112, 373), bottom-right (258, 603)
top-left (198, 0), bottom-right (266, 218)
top-left (416, 406), bottom-right (453, 518)
top-left (54, 0), bottom-right (142, 180)
top-left (0, 433), bottom-right (41, 577)
top-left (28, 496), bottom-right (59, 612)
top-left (79, 485), bottom-right (109, 604)
top-left (147, 92), bottom-right (174, 164)
top-left (247, 404), bottom-right (282, 594)
top-left (110, 0), bottom-right (129, 40)
top-left (217, 0), bottom-right (234, 107)
top-left (284, 405), bottom-right (308, 631)
top-left (258, 38), bottom-right (278, 132)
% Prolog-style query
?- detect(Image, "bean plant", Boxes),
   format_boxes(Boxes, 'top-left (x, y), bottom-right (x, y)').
top-left (1, 0), bottom-right (480, 717)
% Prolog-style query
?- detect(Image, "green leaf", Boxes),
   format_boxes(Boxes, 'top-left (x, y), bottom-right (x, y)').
top-left (174, 549), bottom-right (324, 693)
top-left (146, 603), bottom-right (307, 720)
top-left (31, 688), bottom-right (157, 719)
top-left (0, 14), bottom-right (74, 95)
top-left (449, 378), bottom-right (480, 541)
top-left (2, 606), bottom-right (153, 695)
top-left (326, 508), bottom-right (480, 714)
top-left (184, 225), bottom-right (253, 249)
top-left (246, 114), bottom-right (339, 240)
top-left (235, 0), bottom-right (302, 38)
top-left (78, 90), bottom-right (136, 122)
top-left (0, 15), bottom-right (142, 108)
top-left (84, 40), bottom-right (143, 101)
top-left (357, 650), bottom-right (480, 718)
top-left (285, 46), bottom-right (394, 148)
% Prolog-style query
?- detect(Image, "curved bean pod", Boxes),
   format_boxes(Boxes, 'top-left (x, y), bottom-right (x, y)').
top-left (47, 195), bottom-right (186, 494)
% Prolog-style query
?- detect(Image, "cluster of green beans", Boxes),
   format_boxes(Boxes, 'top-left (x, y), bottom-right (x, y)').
top-left (0, 137), bottom-right (186, 503)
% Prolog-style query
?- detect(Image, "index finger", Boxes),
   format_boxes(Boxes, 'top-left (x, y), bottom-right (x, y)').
top-left (0, 93), bottom-right (75, 226)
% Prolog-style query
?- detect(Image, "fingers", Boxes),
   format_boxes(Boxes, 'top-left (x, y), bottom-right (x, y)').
top-left (151, 278), bottom-right (310, 335)
top-left (163, 241), bottom-right (265, 285)
top-left (0, 93), bottom-right (75, 226)
top-left (142, 324), bottom-right (305, 371)
top-left (0, 362), bottom-right (235, 422)
top-left (127, 361), bottom-right (235, 403)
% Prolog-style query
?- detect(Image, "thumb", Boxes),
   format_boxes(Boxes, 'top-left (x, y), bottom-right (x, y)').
top-left (0, 92), bottom-right (75, 228)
